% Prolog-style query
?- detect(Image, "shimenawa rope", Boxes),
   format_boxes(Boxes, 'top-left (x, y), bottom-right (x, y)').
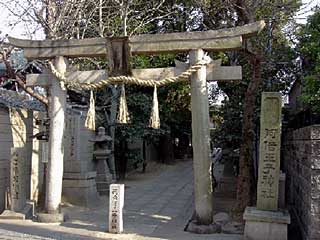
top-left (48, 59), bottom-right (210, 90)
top-left (48, 58), bottom-right (211, 129)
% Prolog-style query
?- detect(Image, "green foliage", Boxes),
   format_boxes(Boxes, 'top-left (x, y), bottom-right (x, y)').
top-left (206, 1), bottom-right (300, 151)
top-left (125, 149), bottom-right (144, 171)
top-left (132, 54), bottom-right (175, 69)
top-left (159, 81), bottom-right (192, 136)
top-left (210, 57), bottom-right (248, 150)
top-left (131, 51), bottom-right (192, 140)
top-left (115, 86), bottom-right (166, 145)
top-left (297, 9), bottom-right (320, 73)
top-left (115, 52), bottom-right (193, 146)
top-left (300, 76), bottom-right (320, 113)
top-left (296, 9), bottom-right (320, 113)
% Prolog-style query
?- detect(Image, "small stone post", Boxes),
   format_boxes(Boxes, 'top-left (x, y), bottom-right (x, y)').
top-left (45, 56), bottom-right (67, 216)
top-left (190, 49), bottom-right (213, 225)
top-left (109, 184), bottom-right (124, 233)
top-left (10, 148), bottom-right (26, 212)
top-left (0, 148), bottom-right (30, 220)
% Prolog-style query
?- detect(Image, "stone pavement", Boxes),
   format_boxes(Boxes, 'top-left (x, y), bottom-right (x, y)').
top-left (0, 160), bottom-right (242, 240)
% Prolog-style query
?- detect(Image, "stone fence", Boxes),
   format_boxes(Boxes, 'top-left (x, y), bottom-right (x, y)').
top-left (282, 125), bottom-right (320, 240)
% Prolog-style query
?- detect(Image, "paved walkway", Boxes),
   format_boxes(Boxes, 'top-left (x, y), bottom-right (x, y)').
top-left (0, 160), bottom-right (242, 240)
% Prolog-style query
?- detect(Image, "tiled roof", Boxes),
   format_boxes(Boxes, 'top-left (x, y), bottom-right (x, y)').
top-left (0, 88), bottom-right (46, 111)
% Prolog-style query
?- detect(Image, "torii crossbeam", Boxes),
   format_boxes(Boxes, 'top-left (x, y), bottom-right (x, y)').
top-left (8, 20), bottom-right (265, 225)
top-left (9, 21), bottom-right (264, 58)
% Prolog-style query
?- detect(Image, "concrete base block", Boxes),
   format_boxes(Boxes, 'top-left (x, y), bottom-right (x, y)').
top-left (0, 210), bottom-right (26, 220)
top-left (243, 207), bottom-right (290, 240)
top-left (22, 201), bottom-right (35, 219)
top-left (62, 171), bottom-right (99, 207)
top-left (186, 220), bottom-right (221, 234)
top-left (37, 212), bottom-right (65, 223)
top-left (0, 201), bottom-right (35, 220)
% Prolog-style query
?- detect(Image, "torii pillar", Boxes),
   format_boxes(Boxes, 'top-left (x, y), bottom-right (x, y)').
top-left (190, 49), bottom-right (212, 224)
top-left (34, 56), bottom-right (67, 222)
top-left (46, 56), bottom-right (67, 215)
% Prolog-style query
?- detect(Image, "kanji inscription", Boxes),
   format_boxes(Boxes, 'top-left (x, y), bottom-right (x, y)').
top-left (109, 184), bottom-right (124, 233)
top-left (257, 92), bottom-right (282, 211)
top-left (10, 148), bottom-right (26, 212)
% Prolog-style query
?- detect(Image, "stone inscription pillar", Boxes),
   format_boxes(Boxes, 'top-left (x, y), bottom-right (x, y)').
top-left (190, 49), bottom-right (213, 224)
top-left (257, 92), bottom-right (282, 210)
top-left (10, 148), bottom-right (26, 212)
top-left (45, 56), bottom-right (67, 214)
top-left (244, 92), bottom-right (290, 240)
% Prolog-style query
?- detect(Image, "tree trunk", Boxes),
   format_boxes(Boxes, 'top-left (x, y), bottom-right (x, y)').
top-left (236, 54), bottom-right (262, 213)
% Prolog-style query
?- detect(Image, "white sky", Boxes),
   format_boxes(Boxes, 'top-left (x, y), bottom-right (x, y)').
top-left (296, 0), bottom-right (320, 23)
top-left (0, 1), bottom-right (44, 39)
top-left (0, 0), bottom-right (320, 40)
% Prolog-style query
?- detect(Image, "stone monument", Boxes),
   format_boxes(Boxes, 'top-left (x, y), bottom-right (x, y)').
top-left (62, 112), bottom-right (99, 208)
top-left (0, 148), bottom-right (34, 220)
top-left (243, 92), bottom-right (290, 240)
top-left (92, 127), bottom-right (114, 195)
top-left (109, 184), bottom-right (124, 233)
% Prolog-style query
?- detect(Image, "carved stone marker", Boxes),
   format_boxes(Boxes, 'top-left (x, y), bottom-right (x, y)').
top-left (244, 92), bottom-right (290, 240)
top-left (0, 147), bottom-right (31, 220)
top-left (109, 184), bottom-right (124, 233)
top-left (257, 92), bottom-right (282, 211)
top-left (10, 147), bottom-right (26, 212)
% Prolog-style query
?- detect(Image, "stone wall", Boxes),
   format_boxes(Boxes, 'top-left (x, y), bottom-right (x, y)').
top-left (146, 142), bottom-right (159, 163)
top-left (282, 125), bottom-right (320, 240)
top-left (127, 139), bottom-right (159, 169)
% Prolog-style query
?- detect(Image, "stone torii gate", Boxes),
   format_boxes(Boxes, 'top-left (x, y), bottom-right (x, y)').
top-left (8, 20), bottom-right (265, 224)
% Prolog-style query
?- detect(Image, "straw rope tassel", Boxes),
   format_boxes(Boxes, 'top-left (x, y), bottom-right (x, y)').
top-left (117, 84), bottom-right (130, 123)
top-left (85, 90), bottom-right (96, 131)
top-left (149, 85), bottom-right (160, 129)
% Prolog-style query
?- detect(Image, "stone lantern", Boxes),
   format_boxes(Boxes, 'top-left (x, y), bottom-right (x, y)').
top-left (91, 127), bottom-right (113, 195)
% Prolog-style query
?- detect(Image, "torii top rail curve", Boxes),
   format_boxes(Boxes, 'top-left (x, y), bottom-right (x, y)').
top-left (8, 21), bottom-right (265, 59)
